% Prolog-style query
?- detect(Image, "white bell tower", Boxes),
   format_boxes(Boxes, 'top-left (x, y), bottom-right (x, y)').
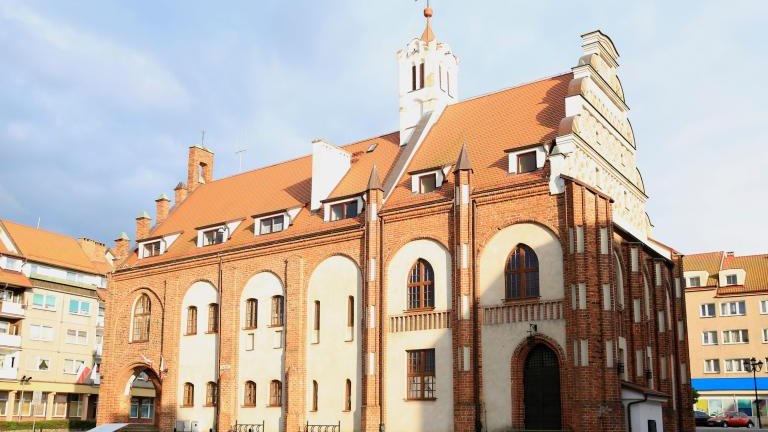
top-left (397, 6), bottom-right (459, 145)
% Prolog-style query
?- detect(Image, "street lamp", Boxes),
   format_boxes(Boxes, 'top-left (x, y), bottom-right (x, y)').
top-left (743, 357), bottom-right (764, 429)
top-left (17, 375), bottom-right (31, 421)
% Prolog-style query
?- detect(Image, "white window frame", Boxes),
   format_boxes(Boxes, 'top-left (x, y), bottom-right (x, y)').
top-left (323, 197), bottom-right (364, 222)
top-left (32, 356), bottom-right (51, 372)
top-left (53, 394), bottom-right (67, 417)
top-left (66, 329), bottom-right (88, 345)
top-left (701, 331), bottom-right (718, 345)
top-left (68, 299), bottom-right (91, 316)
top-left (506, 145), bottom-right (546, 174)
top-left (722, 329), bottom-right (749, 344)
top-left (724, 358), bottom-right (748, 373)
top-left (31, 293), bottom-right (56, 311)
top-left (139, 240), bottom-right (162, 259)
top-left (410, 170), bottom-right (444, 194)
top-left (688, 276), bottom-right (701, 288)
top-left (257, 213), bottom-right (287, 236)
top-left (720, 301), bottom-right (746, 316)
top-left (196, 221), bottom-right (240, 248)
top-left (760, 300), bottom-right (768, 315)
top-left (30, 324), bottom-right (54, 341)
top-left (63, 359), bottom-right (85, 375)
top-left (699, 303), bottom-right (715, 318)
top-left (703, 359), bottom-right (720, 374)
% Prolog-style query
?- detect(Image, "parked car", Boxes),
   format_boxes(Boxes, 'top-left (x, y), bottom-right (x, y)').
top-left (707, 411), bottom-right (755, 428)
top-left (694, 410), bottom-right (712, 426)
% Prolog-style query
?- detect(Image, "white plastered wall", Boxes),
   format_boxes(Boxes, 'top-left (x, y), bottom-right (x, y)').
top-left (385, 239), bottom-right (453, 432)
top-left (177, 280), bottom-right (218, 432)
top-left (477, 223), bottom-right (566, 432)
top-left (305, 255), bottom-right (362, 431)
top-left (237, 272), bottom-right (285, 430)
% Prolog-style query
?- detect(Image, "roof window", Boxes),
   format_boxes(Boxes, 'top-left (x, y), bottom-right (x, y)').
top-left (507, 145), bottom-right (545, 174)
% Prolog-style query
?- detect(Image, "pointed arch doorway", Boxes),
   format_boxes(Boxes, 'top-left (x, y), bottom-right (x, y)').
top-left (125, 367), bottom-right (160, 425)
top-left (524, 344), bottom-right (562, 430)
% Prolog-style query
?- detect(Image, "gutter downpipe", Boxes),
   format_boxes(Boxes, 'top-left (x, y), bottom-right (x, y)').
top-left (214, 253), bottom-right (223, 432)
top-left (626, 393), bottom-right (648, 432)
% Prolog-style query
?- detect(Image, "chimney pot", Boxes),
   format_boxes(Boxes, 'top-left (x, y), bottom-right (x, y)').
top-left (136, 211), bottom-right (151, 240)
top-left (113, 232), bottom-right (130, 262)
top-left (174, 182), bottom-right (188, 206)
top-left (155, 193), bottom-right (171, 225)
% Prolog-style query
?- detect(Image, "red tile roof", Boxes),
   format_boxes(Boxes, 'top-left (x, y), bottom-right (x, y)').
top-left (684, 251), bottom-right (768, 294)
top-left (0, 269), bottom-right (33, 288)
top-left (683, 251), bottom-right (723, 287)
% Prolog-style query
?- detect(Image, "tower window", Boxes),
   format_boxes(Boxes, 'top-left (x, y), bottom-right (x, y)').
top-left (419, 62), bottom-right (425, 89)
top-left (411, 65), bottom-right (417, 91)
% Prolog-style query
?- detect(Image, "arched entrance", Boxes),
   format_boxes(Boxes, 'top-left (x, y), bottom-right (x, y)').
top-left (524, 344), bottom-right (562, 430)
top-left (125, 367), bottom-right (160, 425)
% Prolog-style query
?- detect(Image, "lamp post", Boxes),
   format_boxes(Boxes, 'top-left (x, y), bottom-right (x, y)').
top-left (17, 375), bottom-right (31, 421)
top-left (743, 357), bottom-right (764, 428)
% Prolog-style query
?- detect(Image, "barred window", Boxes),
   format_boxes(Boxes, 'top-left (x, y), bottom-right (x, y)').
top-left (505, 244), bottom-right (539, 299)
top-left (183, 382), bottom-right (194, 407)
top-left (271, 296), bottom-right (284, 327)
top-left (245, 298), bottom-right (257, 329)
top-left (132, 294), bottom-right (151, 342)
top-left (186, 306), bottom-right (197, 335)
top-left (407, 259), bottom-right (434, 310)
top-left (269, 380), bottom-right (282, 407)
top-left (407, 349), bottom-right (436, 400)
top-left (244, 381), bottom-right (256, 407)
top-left (208, 304), bottom-right (219, 333)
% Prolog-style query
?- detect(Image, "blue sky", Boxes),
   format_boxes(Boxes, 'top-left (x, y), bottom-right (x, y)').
top-left (1, 1), bottom-right (766, 255)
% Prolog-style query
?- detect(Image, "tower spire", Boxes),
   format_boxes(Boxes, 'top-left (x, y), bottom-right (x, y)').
top-left (420, 3), bottom-right (435, 43)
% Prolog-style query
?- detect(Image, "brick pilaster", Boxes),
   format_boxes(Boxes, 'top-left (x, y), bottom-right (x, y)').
top-left (284, 256), bottom-right (307, 432)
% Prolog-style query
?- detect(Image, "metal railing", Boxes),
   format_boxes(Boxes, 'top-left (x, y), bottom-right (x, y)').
top-left (305, 421), bottom-right (340, 432)
top-left (229, 421), bottom-right (265, 432)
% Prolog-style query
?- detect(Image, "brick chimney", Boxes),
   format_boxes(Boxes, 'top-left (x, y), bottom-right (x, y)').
top-left (136, 211), bottom-right (151, 240)
top-left (77, 238), bottom-right (107, 263)
top-left (187, 145), bottom-right (214, 193)
top-left (174, 182), bottom-right (188, 206)
top-left (725, 251), bottom-right (735, 258)
top-left (155, 193), bottom-right (171, 224)
top-left (114, 232), bottom-right (130, 261)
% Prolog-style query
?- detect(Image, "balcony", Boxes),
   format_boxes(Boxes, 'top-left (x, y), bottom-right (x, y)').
top-left (0, 368), bottom-right (17, 380)
top-left (0, 334), bottom-right (21, 348)
top-left (95, 343), bottom-right (103, 357)
top-left (0, 301), bottom-right (25, 319)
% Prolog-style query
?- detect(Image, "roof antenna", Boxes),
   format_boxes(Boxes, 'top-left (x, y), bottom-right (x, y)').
top-left (36, 217), bottom-right (41, 229)
top-left (201, 130), bottom-right (206, 149)
top-left (236, 148), bottom-right (247, 173)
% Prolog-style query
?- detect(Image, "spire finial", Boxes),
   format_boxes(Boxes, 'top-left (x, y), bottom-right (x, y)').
top-left (420, 0), bottom-right (435, 42)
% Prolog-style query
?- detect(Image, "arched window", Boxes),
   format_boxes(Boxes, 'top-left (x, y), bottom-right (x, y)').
top-left (407, 259), bottom-right (434, 310)
top-left (245, 298), bottom-right (257, 329)
top-left (505, 244), bottom-right (539, 299)
top-left (344, 379), bottom-right (351, 411)
top-left (205, 381), bottom-right (217, 406)
top-left (244, 381), bottom-right (256, 407)
top-left (186, 306), bottom-right (197, 335)
top-left (269, 380), bottom-right (282, 407)
top-left (311, 380), bottom-right (318, 411)
top-left (208, 303), bottom-right (219, 333)
top-left (271, 295), bottom-right (284, 327)
top-left (183, 382), bottom-right (194, 407)
top-left (411, 64), bottom-right (417, 91)
top-left (133, 294), bottom-right (151, 342)
top-left (419, 62), bottom-right (425, 89)
top-left (347, 296), bottom-right (354, 328)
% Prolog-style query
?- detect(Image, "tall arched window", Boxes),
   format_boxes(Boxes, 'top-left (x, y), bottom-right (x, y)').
top-left (245, 298), bottom-right (257, 329)
top-left (411, 65), bottom-right (417, 91)
top-left (244, 381), bottom-right (256, 407)
top-left (183, 382), bottom-right (194, 407)
top-left (419, 62), bottom-right (425, 89)
top-left (269, 380), bottom-right (282, 407)
top-left (344, 379), bottom-right (351, 411)
top-left (505, 244), bottom-right (539, 299)
top-left (271, 295), bottom-right (284, 327)
top-left (407, 259), bottom-right (434, 310)
top-left (133, 294), bottom-right (151, 342)
top-left (208, 303), bottom-right (219, 333)
top-left (205, 381), bottom-right (217, 406)
top-left (311, 380), bottom-right (318, 411)
top-left (186, 306), bottom-right (197, 335)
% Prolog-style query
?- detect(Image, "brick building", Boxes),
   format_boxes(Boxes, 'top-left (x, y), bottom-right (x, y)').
top-left (98, 9), bottom-right (694, 432)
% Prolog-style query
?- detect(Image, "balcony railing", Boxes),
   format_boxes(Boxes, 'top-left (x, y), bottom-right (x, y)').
top-left (0, 301), bottom-right (25, 318)
top-left (0, 333), bottom-right (21, 348)
top-left (388, 309), bottom-right (451, 333)
top-left (228, 422), bottom-right (265, 432)
top-left (482, 299), bottom-right (564, 326)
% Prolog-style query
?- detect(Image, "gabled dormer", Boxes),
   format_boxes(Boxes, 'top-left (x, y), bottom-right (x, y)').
top-left (137, 232), bottom-right (182, 259)
top-left (409, 165), bottom-right (451, 194)
top-left (254, 207), bottom-right (302, 236)
top-left (195, 220), bottom-right (242, 248)
top-left (323, 196), bottom-right (364, 222)
top-left (506, 144), bottom-right (548, 175)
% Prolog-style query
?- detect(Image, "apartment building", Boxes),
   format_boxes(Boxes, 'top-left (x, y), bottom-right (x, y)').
top-left (0, 219), bottom-right (111, 422)
top-left (98, 8), bottom-right (694, 432)
top-left (684, 251), bottom-right (768, 422)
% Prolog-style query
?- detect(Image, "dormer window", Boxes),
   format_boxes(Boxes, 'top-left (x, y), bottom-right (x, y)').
top-left (260, 215), bottom-right (285, 235)
top-left (202, 228), bottom-right (225, 246)
top-left (331, 200), bottom-right (359, 221)
top-left (506, 145), bottom-right (546, 174)
top-left (688, 276), bottom-right (701, 288)
top-left (142, 241), bottom-right (161, 258)
top-left (726, 274), bottom-right (737, 286)
top-left (419, 173), bottom-right (437, 193)
top-left (517, 152), bottom-right (537, 174)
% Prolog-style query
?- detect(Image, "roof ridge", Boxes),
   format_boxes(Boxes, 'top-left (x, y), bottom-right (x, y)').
top-left (452, 71), bottom-right (573, 106)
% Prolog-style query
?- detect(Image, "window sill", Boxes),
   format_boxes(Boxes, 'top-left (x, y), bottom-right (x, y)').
top-left (184, 333), bottom-right (197, 337)
top-left (131, 339), bottom-right (149, 344)
top-left (242, 326), bottom-right (257, 331)
top-left (269, 324), bottom-right (284, 329)
top-left (242, 404), bottom-right (256, 408)
top-left (404, 398), bottom-right (437, 402)
top-left (204, 403), bottom-right (215, 407)
top-left (404, 307), bottom-right (435, 314)
top-left (205, 331), bottom-right (219, 335)
top-left (503, 297), bottom-right (541, 304)
top-left (342, 409), bottom-right (351, 413)
top-left (180, 405), bottom-right (193, 408)
top-left (267, 404), bottom-right (282, 408)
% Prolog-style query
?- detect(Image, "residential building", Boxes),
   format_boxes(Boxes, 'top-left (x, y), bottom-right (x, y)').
top-left (685, 251), bottom-right (768, 423)
top-left (97, 8), bottom-right (694, 432)
top-left (0, 219), bottom-right (111, 422)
